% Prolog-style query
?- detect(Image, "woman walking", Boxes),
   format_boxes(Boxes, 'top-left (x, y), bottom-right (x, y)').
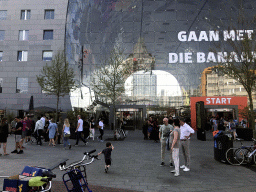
top-left (170, 118), bottom-right (181, 177)
top-left (63, 118), bottom-right (71, 149)
top-left (90, 117), bottom-right (95, 140)
top-left (0, 118), bottom-right (9, 156)
top-left (47, 118), bottom-right (57, 147)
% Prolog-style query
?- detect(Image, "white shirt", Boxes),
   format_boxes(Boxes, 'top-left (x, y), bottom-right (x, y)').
top-left (34, 120), bottom-right (44, 132)
top-left (99, 121), bottom-right (104, 129)
top-left (180, 123), bottom-right (195, 140)
top-left (40, 117), bottom-right (45, 127)
top-left (77, 119), bottom-right (83, 131)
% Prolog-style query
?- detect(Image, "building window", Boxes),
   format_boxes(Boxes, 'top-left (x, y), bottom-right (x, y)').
top-left (0, 31), bottom-right (5, 41)
top-left (42, 51), bottom-right (53, 61)
top-left (43, 30), bottom-right (53, 40)
top-left (21, 10), bottom-right (31, 20)
top-left (19, 30), bottom-right (29, 41)
top-left (17, 51), bottom-right (28, 61)
top-left (0, 10), bottom-right (7, 20)
top-left (0, 51), bottom-right (2, 61)
top-left (0, 78), bottom-right (2, 93)
top-left (45, 10), bottom-right (54, 19)
top-left (16, 77), bottom-right (28, 93)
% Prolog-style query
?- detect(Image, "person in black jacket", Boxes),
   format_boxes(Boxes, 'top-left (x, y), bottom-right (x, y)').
top-left (0, 118), bottom-right (9, 155)
top-left (11, 117), bottom-right (24, 154)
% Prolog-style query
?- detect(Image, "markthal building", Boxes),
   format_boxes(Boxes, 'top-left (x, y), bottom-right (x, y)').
top-left (0, 0), bottom-right (255, 127)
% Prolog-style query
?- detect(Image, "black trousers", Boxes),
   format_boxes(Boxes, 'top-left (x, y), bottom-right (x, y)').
top-left (99, 129), bottom-right (104, 140)
top-left (75, 131), bottom-right (87, 145)
top-left (37, 129), bottom-right (43, 145)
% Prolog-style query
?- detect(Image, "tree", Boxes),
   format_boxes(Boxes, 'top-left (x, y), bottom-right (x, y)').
top-left (211, 2), bottom-right (256, 129)
top-left (90, 47), bottom-right (132, 129)
top-left (37, 50), bottom-right (77, 120)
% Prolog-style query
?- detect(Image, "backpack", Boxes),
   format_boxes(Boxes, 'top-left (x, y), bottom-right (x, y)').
top-left (230, 122), bottom-right (236, 129)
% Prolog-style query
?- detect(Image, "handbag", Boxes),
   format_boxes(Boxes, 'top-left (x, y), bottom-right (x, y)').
top-left (64, 131), bottom-right (70, 137)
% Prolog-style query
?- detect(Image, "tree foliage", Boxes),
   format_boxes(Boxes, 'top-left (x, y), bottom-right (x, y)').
top-left (90, 47), bottom-right (131, 104)
top-left (211, 2), bottom-right (256, 129)
top-left (37, 50), bottom-right (77, 120)
top-left (90, 47), bottom-right (132, 129)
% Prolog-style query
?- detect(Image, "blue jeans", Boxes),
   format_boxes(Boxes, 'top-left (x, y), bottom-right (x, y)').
top-left (63, 136), bottom-right (70, 148)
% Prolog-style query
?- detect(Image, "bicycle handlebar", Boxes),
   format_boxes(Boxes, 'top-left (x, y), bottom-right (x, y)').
top-left (84, 149), bottom-right (96, 155)
top-left (59, 149), bottom-right (98, 171)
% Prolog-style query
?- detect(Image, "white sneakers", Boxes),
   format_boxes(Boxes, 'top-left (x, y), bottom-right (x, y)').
top-left (183, 167), bottom-right (190, 171)
top-left (170, 169), bottom-right (179, 176)
top-left (174, 173), bottom-right (180, 177)
top-left (180, 165), bottom-right (190, 171)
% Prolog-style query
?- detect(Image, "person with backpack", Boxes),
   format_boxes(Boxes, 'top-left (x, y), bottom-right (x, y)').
top-left (229, 119), bottom-right (237, 140)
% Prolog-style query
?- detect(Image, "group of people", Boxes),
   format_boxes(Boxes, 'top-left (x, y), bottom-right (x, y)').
top-left (0, 114), bottom-right (106, 155)
top-left (210, 116), bottom-right (241, 140)
top-left (159, 117), bottom-right (195, 177)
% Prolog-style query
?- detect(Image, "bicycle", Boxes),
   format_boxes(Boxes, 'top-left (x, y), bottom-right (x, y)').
top-left (59, 149), bottom-right (99, 192)
top-left (226, 138), bottom-right (256, 165)
top-left (1, 166), bottom-right (56, 192)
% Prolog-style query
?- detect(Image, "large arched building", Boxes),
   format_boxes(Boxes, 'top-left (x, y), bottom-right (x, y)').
top-left (1, 0), bottom-right (255, 116)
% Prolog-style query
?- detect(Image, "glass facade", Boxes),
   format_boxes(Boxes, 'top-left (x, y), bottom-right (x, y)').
top-left (66, 0), bottom-right (256, 110)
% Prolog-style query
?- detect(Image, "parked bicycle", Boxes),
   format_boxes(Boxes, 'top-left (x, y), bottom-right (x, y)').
top-left (1, 166), bottom-right (56, 192)
top-left (59, 149), bottom-right (99, 192)
top-left (226, 138), bottom-right (256, 165)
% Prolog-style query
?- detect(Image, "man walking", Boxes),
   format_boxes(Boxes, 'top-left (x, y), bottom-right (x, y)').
top-left (34, 117), bottom-right (44, 145)
top-left (11, 117), bottom-right (24, 154)
top-left (75, 115), bottom-right (88, 146)
top-left (179, 117), bottom-right (194, 172)
top-left (159, 118), bottom-right (174, 166)
top-left (98, 119), bottom-right (104, 142)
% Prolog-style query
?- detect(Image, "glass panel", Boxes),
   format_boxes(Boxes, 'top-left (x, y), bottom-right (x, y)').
top-left (21, 10), bottom-right (30, 20)
top-left (19, 30), bottom-right (29, 41)
top-left (0, 10), bottom-right (7, 20)
top-left (24, 30), bottom-right (29, 40)
top-left (27, 10), bottom-right (31, 20)
top-left (23, 51), bottom-right (28, 61)
top-left (21, 10), bottom-right (25, 20)
top-left (0, 52), bottom-right (2, 61)
top-left (0, 31), bottom-right (5, 40)
top-left (43, 51), bottom-right (53, 61)
top-left (17, 51), bottom-right (22, 61)
top-left (0, 78), bottom-right (2, 93)
top-left (43, 30), bottom-right (53, 40)
top-left (45, 10), bottom-right (54, 19)
top-left (19, 30), bottom-right (23, 40)
top-left (16, 78), bottom-right (28, 93)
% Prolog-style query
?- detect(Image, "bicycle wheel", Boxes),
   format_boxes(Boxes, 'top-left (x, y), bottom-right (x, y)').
top-left (226, 148), bottom-right (244, 165)
top-left (244, 148), bottom-right (254, 164)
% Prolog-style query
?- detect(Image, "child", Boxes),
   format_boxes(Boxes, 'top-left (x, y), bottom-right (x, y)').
top-left (98, 142), bottom-right (114, 173)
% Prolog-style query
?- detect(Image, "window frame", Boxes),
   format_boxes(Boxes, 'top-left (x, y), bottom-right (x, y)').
top-left (17, 51), bottom-right (28, 61)
top-left (20, 10), bottom-right (31, 20)
top-left (16, 77), bottom-right (28, 93)
top-left (0, 30), bottom-right (5, 41)
top-left (0, 51), bottom-right (3, 62)
top-left (42, 50), bottom-right (53, 61)
top-left (19, 30), bottom-right (29, 41)
top-left (44, 9), bottom-right (54, 20)
top-left (0, 10), bottom-right (7, 20)
top-left (43, 30), bottom-right (53, 40)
